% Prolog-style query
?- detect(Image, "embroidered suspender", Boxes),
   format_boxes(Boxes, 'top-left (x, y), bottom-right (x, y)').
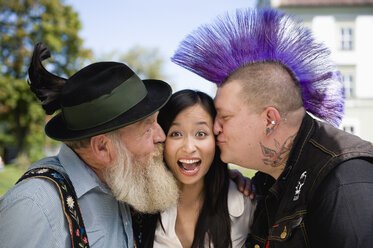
top-left (17, 167), bottom-right (90, 248)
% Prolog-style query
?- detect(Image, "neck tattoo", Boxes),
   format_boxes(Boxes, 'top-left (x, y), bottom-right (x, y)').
top-left (260, 134), bottom-right (296, 168)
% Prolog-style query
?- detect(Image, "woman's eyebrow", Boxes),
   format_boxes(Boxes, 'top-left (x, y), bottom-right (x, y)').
top-left (196, 121), bottom-right (209, 126)
top-left (169, 122), bottom-right (181, 128)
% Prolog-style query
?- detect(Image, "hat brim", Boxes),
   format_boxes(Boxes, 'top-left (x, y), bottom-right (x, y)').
top-left (45, 79), bottom-right (172, 141)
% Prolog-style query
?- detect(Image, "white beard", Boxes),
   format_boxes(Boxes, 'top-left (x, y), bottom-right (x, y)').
top-left (103, 141), bottom-right (179, 213)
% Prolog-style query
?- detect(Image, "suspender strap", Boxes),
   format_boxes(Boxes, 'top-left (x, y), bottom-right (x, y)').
top-left (17, 167), bottom-right (90, 248)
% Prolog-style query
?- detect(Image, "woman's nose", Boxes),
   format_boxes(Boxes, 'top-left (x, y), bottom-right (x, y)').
top-left (182, 137), bottom-right (196, 153)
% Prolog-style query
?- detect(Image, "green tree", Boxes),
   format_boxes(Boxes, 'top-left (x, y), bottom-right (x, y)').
top-left (257, 0), bottom-right (271, 7)
top-left (101, 45), bottom-right (169, 80)
top-left (0, 0), bottom-right (92, 163)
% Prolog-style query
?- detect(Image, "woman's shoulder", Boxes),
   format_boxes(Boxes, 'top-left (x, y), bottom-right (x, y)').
top-left (228, 179), bottom-right (257, 247)
top-left (228, 179), bottom-right (256, 218)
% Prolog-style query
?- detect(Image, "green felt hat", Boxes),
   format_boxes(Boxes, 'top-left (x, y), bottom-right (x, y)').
top-left (44, 61), bottom-right (172, 141)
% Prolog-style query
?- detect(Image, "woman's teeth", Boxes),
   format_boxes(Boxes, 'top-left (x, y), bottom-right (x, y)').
top-left (178, 159), bottom-right (201, 171)
top-left (179, 159), bottom-right (200, 164)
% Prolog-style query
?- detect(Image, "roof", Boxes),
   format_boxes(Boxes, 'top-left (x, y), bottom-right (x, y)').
top-left (278, 0), bottom-right (373, 6)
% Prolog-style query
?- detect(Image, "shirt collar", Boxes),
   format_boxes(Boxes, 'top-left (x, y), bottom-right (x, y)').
top-left (159, 180), bottom-right (246, 222)
top-left (58, 144), bottom-right (111, 198)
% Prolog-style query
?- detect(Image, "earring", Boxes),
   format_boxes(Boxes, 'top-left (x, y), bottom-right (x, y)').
top-left (271, 121), bottom-right (276, 125)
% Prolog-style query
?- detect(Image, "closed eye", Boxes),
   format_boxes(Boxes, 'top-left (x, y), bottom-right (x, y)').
top-left (218, 115), bottom-right (229, 121)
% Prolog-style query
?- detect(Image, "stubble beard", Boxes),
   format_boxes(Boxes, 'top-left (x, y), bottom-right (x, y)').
top-left (103, 140), bottom-right (179, 213)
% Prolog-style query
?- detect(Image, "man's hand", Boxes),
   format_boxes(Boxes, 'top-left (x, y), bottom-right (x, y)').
top-left (229, 169), bottom-right (256, 199)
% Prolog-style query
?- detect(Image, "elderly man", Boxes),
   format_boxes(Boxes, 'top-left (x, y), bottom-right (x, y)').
top-left (0, 43), bottom-right (179, 247)
top-left (172, 8), bottom-right (373, 248)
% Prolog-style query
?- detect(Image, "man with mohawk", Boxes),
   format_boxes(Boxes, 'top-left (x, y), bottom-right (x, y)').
top-left (172, 8), bottom-right (373, 248)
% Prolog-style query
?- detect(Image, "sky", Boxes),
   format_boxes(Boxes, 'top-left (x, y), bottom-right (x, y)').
top-left (64, 0), bottom-right (257, 96)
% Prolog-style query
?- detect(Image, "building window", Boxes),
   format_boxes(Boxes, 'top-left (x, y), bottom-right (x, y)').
top-left (341, 118), bottom-right (359, 136)
top-left (338, 23), bottom-right (354, 51)
top-left (343, 125), bottom-right (355, 134)
top-left (342, 73), bottom-right (354, 98)
top-left (338, 66), bottom-right (356, 99)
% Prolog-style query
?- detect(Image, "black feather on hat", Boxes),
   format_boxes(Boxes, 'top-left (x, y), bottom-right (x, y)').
top-left (28, 42), bottom-right (172, 141)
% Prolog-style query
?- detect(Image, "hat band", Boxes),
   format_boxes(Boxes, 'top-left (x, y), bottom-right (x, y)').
top-left (62, 73), bottom-right (147, 130)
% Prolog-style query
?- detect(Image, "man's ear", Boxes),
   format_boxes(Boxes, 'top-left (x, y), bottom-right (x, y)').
top-left (90, 134), bottom-right (115, 167)
top-left (263, 107), bottom-right (281, 136)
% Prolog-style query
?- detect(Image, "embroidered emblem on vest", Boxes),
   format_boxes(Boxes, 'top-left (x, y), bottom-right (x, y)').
top-left (293, 171), bottom-right (307, 201)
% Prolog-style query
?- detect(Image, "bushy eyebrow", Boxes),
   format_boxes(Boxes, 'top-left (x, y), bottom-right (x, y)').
top-left (136, 116), bottom-right (156, 132)
top-left (144, 118), bottom-right (155, 125)
top-left (215, 106), bottom-right (229, 113)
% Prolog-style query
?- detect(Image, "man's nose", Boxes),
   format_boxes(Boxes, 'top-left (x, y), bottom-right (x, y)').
top-left (213, 117), bottom-right (222, 135)
top-left (154, 122), bottom-right (166, 143)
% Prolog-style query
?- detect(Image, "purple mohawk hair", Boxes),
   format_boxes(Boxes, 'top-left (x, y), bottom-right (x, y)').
top-left (171, 8), bottom-right (344, 127)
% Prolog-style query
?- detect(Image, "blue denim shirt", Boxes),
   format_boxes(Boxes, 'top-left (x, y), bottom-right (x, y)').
top-left (0, 144), bottom-right (134, 248)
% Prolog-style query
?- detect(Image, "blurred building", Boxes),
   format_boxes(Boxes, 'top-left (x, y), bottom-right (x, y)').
top-left (271, 0), bottom-right (373, 142)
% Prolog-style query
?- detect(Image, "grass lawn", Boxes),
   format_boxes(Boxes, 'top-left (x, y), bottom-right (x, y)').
top-left (0, 165), bottom-right (26, 197)
top-left (228, 164), bottom-right (257, 179)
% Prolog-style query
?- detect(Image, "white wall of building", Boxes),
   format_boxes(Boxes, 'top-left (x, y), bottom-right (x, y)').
top-left (355, 16), bottom-right (373, 98)
top-left (273, 4), bottom-right (373, 142)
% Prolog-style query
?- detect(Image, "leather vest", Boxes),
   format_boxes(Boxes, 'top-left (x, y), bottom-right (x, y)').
top-left (246, 114), bottom-right (373, 248)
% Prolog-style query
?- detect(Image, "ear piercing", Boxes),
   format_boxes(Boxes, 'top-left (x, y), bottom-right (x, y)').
top-left (266, 121), bottom-right (276, 135)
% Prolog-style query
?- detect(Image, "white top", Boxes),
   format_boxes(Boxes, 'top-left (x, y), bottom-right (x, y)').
top-left (154, 180), bottom-right (256, 248)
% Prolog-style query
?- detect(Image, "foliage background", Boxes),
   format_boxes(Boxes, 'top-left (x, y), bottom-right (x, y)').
top-left (0, 0), bottom-right (168, 165)
top-left (0, 0), bottom-right (92, 163)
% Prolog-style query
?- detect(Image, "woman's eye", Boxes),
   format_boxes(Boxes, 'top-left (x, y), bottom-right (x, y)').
top-left (196, 131), bottom-right (207, 137)
top-left (169, 131), bottom-right (181, 137)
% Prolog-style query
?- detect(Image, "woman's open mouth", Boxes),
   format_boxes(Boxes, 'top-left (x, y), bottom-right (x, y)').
top-left (177, 159), bottom-right (201, 176)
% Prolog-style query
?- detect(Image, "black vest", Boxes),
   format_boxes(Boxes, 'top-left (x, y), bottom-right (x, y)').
top-left (246, 114), bottom-right (373, 248)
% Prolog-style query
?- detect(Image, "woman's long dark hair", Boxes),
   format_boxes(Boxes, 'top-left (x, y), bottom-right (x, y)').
top-left (138, 89), bottom-right (232, 248)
